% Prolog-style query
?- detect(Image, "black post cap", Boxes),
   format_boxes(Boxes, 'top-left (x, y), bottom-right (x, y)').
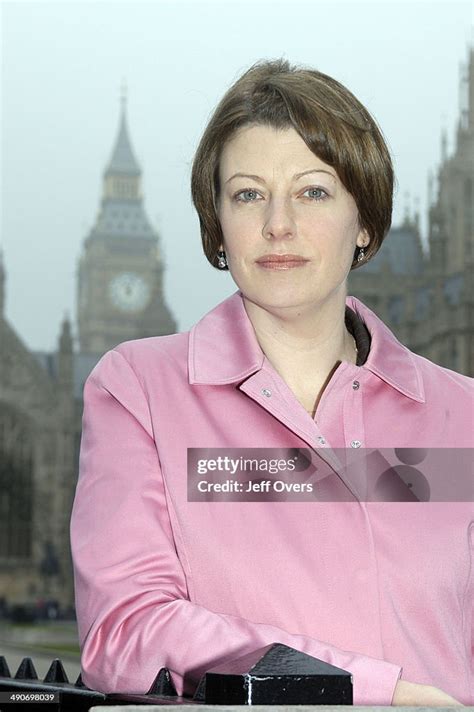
top-left (196, 642), bottom-right (353, 705)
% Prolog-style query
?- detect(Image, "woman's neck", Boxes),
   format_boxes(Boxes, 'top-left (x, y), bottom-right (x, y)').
top-left (242, 294), bottom-right (358, 396)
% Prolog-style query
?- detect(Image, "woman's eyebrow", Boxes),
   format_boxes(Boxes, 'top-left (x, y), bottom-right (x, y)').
top-left (225, 169), bottom-right (336, 185)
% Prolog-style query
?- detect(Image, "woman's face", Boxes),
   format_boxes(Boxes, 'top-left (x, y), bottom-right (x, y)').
top-left (216, 124), bottom-right (369, 313)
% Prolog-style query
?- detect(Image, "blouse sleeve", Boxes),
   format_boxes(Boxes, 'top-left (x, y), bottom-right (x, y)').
top-left (70, 348), bottom-right (402, 705)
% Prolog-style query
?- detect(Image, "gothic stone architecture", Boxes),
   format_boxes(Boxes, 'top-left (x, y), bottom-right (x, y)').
top-left (0, 93), bottom-right (176, 609)
top-left (348, 48), bottom-right (473, 375)
top-left (0, 51), bottom-right (472, 609)
top-left (77, 92), bottom-right (176, 354)
top-left (0, 304), bottom-right (76, 610)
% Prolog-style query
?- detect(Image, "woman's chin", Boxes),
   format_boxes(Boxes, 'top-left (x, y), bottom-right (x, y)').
top-left (241, 287), bottom-right (322, 312)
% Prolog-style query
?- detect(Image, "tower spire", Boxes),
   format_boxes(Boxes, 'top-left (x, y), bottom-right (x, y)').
top-left (104, 80), bottom-right (141, 178)
top-left (440, 125), bottom-right (448, 163)
top-left (403, 190), bottom-right (411, 227)
top-left (0, 246), bottom-right (5, 317)
top-left (120, 78), bottom-right (127, 116)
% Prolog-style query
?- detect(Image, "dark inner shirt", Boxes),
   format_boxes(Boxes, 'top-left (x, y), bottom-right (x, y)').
top-left (345, 305), bottom-right (371, 366)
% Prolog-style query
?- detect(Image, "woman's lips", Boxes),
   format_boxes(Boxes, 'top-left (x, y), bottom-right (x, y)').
top-left (255, 254), bottom-right (309, 270)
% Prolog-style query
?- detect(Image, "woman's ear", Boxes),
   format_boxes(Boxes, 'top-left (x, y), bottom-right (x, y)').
top-left (356, 227), bottom-right (370, 249)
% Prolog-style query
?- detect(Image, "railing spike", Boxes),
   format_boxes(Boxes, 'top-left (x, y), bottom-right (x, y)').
top-left (14, 657), bottom-right (38, 680)
top-left (0, 656), bottom-right (11, 678)
top-left (146, 666), bottom-right (177, 696)
top-left (44, 658), bottom-right (69, 684)
top-left (75, 671), bottom-right (86, 687)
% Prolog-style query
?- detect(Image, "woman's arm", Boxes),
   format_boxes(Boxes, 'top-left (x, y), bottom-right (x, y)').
top-left (71, 348), bottom-right (404, 705)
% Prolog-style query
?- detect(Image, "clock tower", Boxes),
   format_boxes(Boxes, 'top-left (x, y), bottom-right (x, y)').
top-left (77, 87), bottom-right (177, 354)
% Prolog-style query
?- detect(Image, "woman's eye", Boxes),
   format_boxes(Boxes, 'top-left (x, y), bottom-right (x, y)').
top-left (234, 189), bottom-right (260, 202)
top-left (233, 187), bottom-right (328, 203)
top-left (303, 187), bottom-right (328, 201)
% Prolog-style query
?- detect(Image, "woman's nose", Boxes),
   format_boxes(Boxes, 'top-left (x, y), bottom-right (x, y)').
top-left (261, 197), bottom-right (296, 240)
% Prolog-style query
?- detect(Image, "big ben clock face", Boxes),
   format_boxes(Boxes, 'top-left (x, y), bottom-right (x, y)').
top-left (108, 272), bottom-right (151, 313)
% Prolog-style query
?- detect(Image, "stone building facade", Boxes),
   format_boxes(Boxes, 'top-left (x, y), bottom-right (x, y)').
top-left (0, 301), bottom-right (75, 608)
top-left (348, 47), bottom-right (473, 376)
top-left (0, 51), bottom-right (472, 608)
top-left (0, 93), bottom-right (176, 609)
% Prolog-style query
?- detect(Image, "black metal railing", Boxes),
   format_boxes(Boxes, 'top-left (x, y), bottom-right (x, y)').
top-left (0, 643), bottom-right (353, 709)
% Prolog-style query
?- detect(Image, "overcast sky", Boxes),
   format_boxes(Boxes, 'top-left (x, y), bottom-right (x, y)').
top-left (1, 0), bottom-right (472, 353)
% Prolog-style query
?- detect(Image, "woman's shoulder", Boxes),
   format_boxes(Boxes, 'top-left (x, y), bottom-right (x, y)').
top-left (408, 348), bottom-right (473, 395)
top-left (114, 331), bottom-right (189, 361)
top-left (88, 331), bottom-right (190, 389)
top-left (349, 295), bottom-right (473, 397)
top-left (409, 351), bottom-right (474, 406)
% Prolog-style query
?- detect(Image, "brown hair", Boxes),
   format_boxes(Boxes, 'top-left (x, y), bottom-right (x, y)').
top-left (191, 57), bottom-right (394, 270)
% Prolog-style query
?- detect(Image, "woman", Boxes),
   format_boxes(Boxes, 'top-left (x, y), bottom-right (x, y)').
top-left (70, 59), bottom-right (473, 705)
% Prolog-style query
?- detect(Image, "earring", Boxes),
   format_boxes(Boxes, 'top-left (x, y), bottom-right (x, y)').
top-left (357, 246), bottom-right (366, 262)
top-left (217, 250), bottom-right (228, 269)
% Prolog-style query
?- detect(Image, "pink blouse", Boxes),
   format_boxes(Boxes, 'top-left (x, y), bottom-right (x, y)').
top-left (70, 291), bottom-right (474, 704)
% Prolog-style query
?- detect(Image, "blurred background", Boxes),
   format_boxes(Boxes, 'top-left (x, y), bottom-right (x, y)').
top-left (0, 0), bottom-right (472, 678)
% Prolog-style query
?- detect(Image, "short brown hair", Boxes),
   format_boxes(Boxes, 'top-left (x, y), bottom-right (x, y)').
top-left (191, 57), bottom-right (394, 270)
